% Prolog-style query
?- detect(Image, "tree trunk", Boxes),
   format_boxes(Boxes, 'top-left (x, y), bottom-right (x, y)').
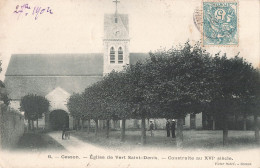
top-left (121, 119), bottom-right (126, 142)
top-left (78, 119), bottom-right (80, 130)
top-left (212, 116), bottom-right (216, 130)
top-left (234, 113), bottom-right (238, 130)
top-left (28, 119), bottom-right (31, 131)
top-left (95, 119), bottom-right (98, 136)
top-left (176, 118), bottom-right (184, 147)
top-left (106, 120), bottom-right (110, 138)
top-left (243, 113), bottom-right (247, 131)
top-left (254, 113), bottom-right (259, 143)
top-left (141, 117), bottom-right (146, 145)
top-left (32, 120), bottom-right (35, 131)
top-left (103, 120), bottom-right (106, 129)
top-left (81, 118), bottom-right (84, 130)
top-left (87, 119), bottom-right (90, 134)
top-left (36, 118), bottom-right (38, 130)
top-left (223, 114), bottom-right (228, 146)
top-left (74, 118), bottom-right (77, 130)
top-left (111, 120), bottom-right (115, 130)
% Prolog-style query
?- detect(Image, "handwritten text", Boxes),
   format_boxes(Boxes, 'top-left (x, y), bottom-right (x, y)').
top-left (13, 4), bottom-right (53, 20)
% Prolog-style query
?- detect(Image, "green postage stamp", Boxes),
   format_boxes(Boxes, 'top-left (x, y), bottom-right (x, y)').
top-left (202, 0), bottom-right (238, 46)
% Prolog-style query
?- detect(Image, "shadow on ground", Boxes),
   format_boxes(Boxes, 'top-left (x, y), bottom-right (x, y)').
top-left (15, 132), bottom-right (65, 151)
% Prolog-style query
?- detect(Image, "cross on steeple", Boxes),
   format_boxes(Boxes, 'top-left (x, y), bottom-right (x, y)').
top-left (113, 0), bottom-right (120, 16)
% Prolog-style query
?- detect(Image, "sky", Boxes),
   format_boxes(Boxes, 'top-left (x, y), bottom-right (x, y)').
top-left (0, 0), bottom-right (259, 80)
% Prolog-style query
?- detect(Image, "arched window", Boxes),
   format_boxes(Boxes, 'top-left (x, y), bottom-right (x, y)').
top-left (110, 47), bottom-right (115, 64)
top-left (118, 47), bottom-right (123, 64)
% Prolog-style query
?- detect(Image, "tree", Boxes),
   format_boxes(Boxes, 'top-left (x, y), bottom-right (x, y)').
top-left (0, 61), bottom-right (10, 105)
top-left (106, 71), bottom-right (137, 141)
top-left (112, 71), bottom-right (133, 142)
top-left (20, 94), bottom-right (49, 130)
top-left (123, 62), bottom-right (155, 145)
top-left (99, 71), bottom-right (130, 139)
top-left (146, 42), bottom-right (212, 146)
top-left (209, 54), bottom-right (256, 145)
top-left (67, 93), bottom-right (85, 130)
top-left (82, 82), bottom-right (105, 136)
top-left (240, 68), bottom-right (260, 143)
top-left (0, 81), bottom-right (10, 105)
top-left (253, 70), bottom-right (260, 143)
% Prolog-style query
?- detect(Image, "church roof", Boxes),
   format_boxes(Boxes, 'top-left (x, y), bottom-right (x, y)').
top-left (5, 54), bottom-right (104, 76)
top-left (4, 75), bottom-right (103, 100)
top-left (6, 53), bottom-right (150, 76)
top-left (5, 53), bottom-right (150, 100)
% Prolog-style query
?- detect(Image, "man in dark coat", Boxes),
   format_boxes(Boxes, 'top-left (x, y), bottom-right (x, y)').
top-left (166, 120), bottom-right (171, 137)
top-left (171, 119), bottom-right (176, 138)
top-left (149, 120), bottom-right (154, 137)
top-left (62, 124), bottom-right (66, 140)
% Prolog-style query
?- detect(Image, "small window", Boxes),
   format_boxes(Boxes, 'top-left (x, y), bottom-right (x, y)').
top-left (118, 47), bottom-right (123, 64)
top-left (110, 47), bottom-right (115, 64)
top-left (115, 17), bottom-right (118, 23)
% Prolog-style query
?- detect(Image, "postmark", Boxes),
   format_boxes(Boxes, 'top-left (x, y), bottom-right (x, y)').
top-left (193, 7), bottom-right (202, 34)
top-left (202, 0), bottom-right (238, 46)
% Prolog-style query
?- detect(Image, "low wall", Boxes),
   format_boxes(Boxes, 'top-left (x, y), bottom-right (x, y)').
top-left (0, 102), bottom-right (25, 149)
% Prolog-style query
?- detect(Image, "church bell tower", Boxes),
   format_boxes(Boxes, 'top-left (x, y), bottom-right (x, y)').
top-left (103, 0), bottom-right (130, 75)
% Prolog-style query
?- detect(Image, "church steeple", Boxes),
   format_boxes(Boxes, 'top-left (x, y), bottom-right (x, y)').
top-left (113, 0), bottom-right (120, 23)
top-left (103, 0), bottom-right (130, 76)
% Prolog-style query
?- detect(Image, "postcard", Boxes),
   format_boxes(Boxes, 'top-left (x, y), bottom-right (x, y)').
top-left (0, 0), bottom-right (259, 168)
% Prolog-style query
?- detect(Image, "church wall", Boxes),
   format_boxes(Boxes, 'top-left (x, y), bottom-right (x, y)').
top-left (9, 100), bottom-right (20, 111)
top-left (75, 116), bottom-right (204, 131)
top-left (195, 113), bottom-right (203, 129)
top-left (153, 119), bottom-right (167, 129)
top-left (25, 117), bottom-right (46, 130)
top-left (122, 119), bottom-right (167, 130)
top-left (125, 119), bottom-right (140, 129)
top-left (0, 102), bottom-right (25, 149)
top-left (184, 114), bottom-right (191, 129)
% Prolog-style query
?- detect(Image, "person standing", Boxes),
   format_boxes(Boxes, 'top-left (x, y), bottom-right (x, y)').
top-left (149, 120), bottom-right (154, 137)
top-left (171, 119), bottom-right (176, 138)
top-left (166, 120), bottom-right (171, 137)
top-left (62, 124), bottom-right (66, 140)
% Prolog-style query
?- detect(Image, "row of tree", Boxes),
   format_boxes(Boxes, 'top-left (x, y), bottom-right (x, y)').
top-left (68, 42), bottom-right (259, 145)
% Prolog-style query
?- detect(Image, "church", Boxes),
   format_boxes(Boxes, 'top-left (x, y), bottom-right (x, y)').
top-left (4, 1), bottom-right (203, 130)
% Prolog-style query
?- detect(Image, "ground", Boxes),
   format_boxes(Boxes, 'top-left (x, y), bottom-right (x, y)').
top-left (15, 132), bottom-right (65, 151)
top-left (13, 130), bottom-right (260, 151)
top-left (72, 129), bottom-right (259, 150)
top-left (1, 130), bottom-right (259, 168)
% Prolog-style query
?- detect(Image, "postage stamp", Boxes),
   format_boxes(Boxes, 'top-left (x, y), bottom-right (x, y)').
top-left (202, 0), bottom-right (238, 46)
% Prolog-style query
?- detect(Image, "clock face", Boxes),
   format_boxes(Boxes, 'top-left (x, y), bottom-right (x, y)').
top-left (113, 28), bottom-right (121, 36)
top-left (114, 30), bottom-right (120, 36)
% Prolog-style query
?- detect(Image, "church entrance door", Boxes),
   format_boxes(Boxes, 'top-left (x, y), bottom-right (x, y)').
top-left (49, 110), bottom-right (69, 130)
